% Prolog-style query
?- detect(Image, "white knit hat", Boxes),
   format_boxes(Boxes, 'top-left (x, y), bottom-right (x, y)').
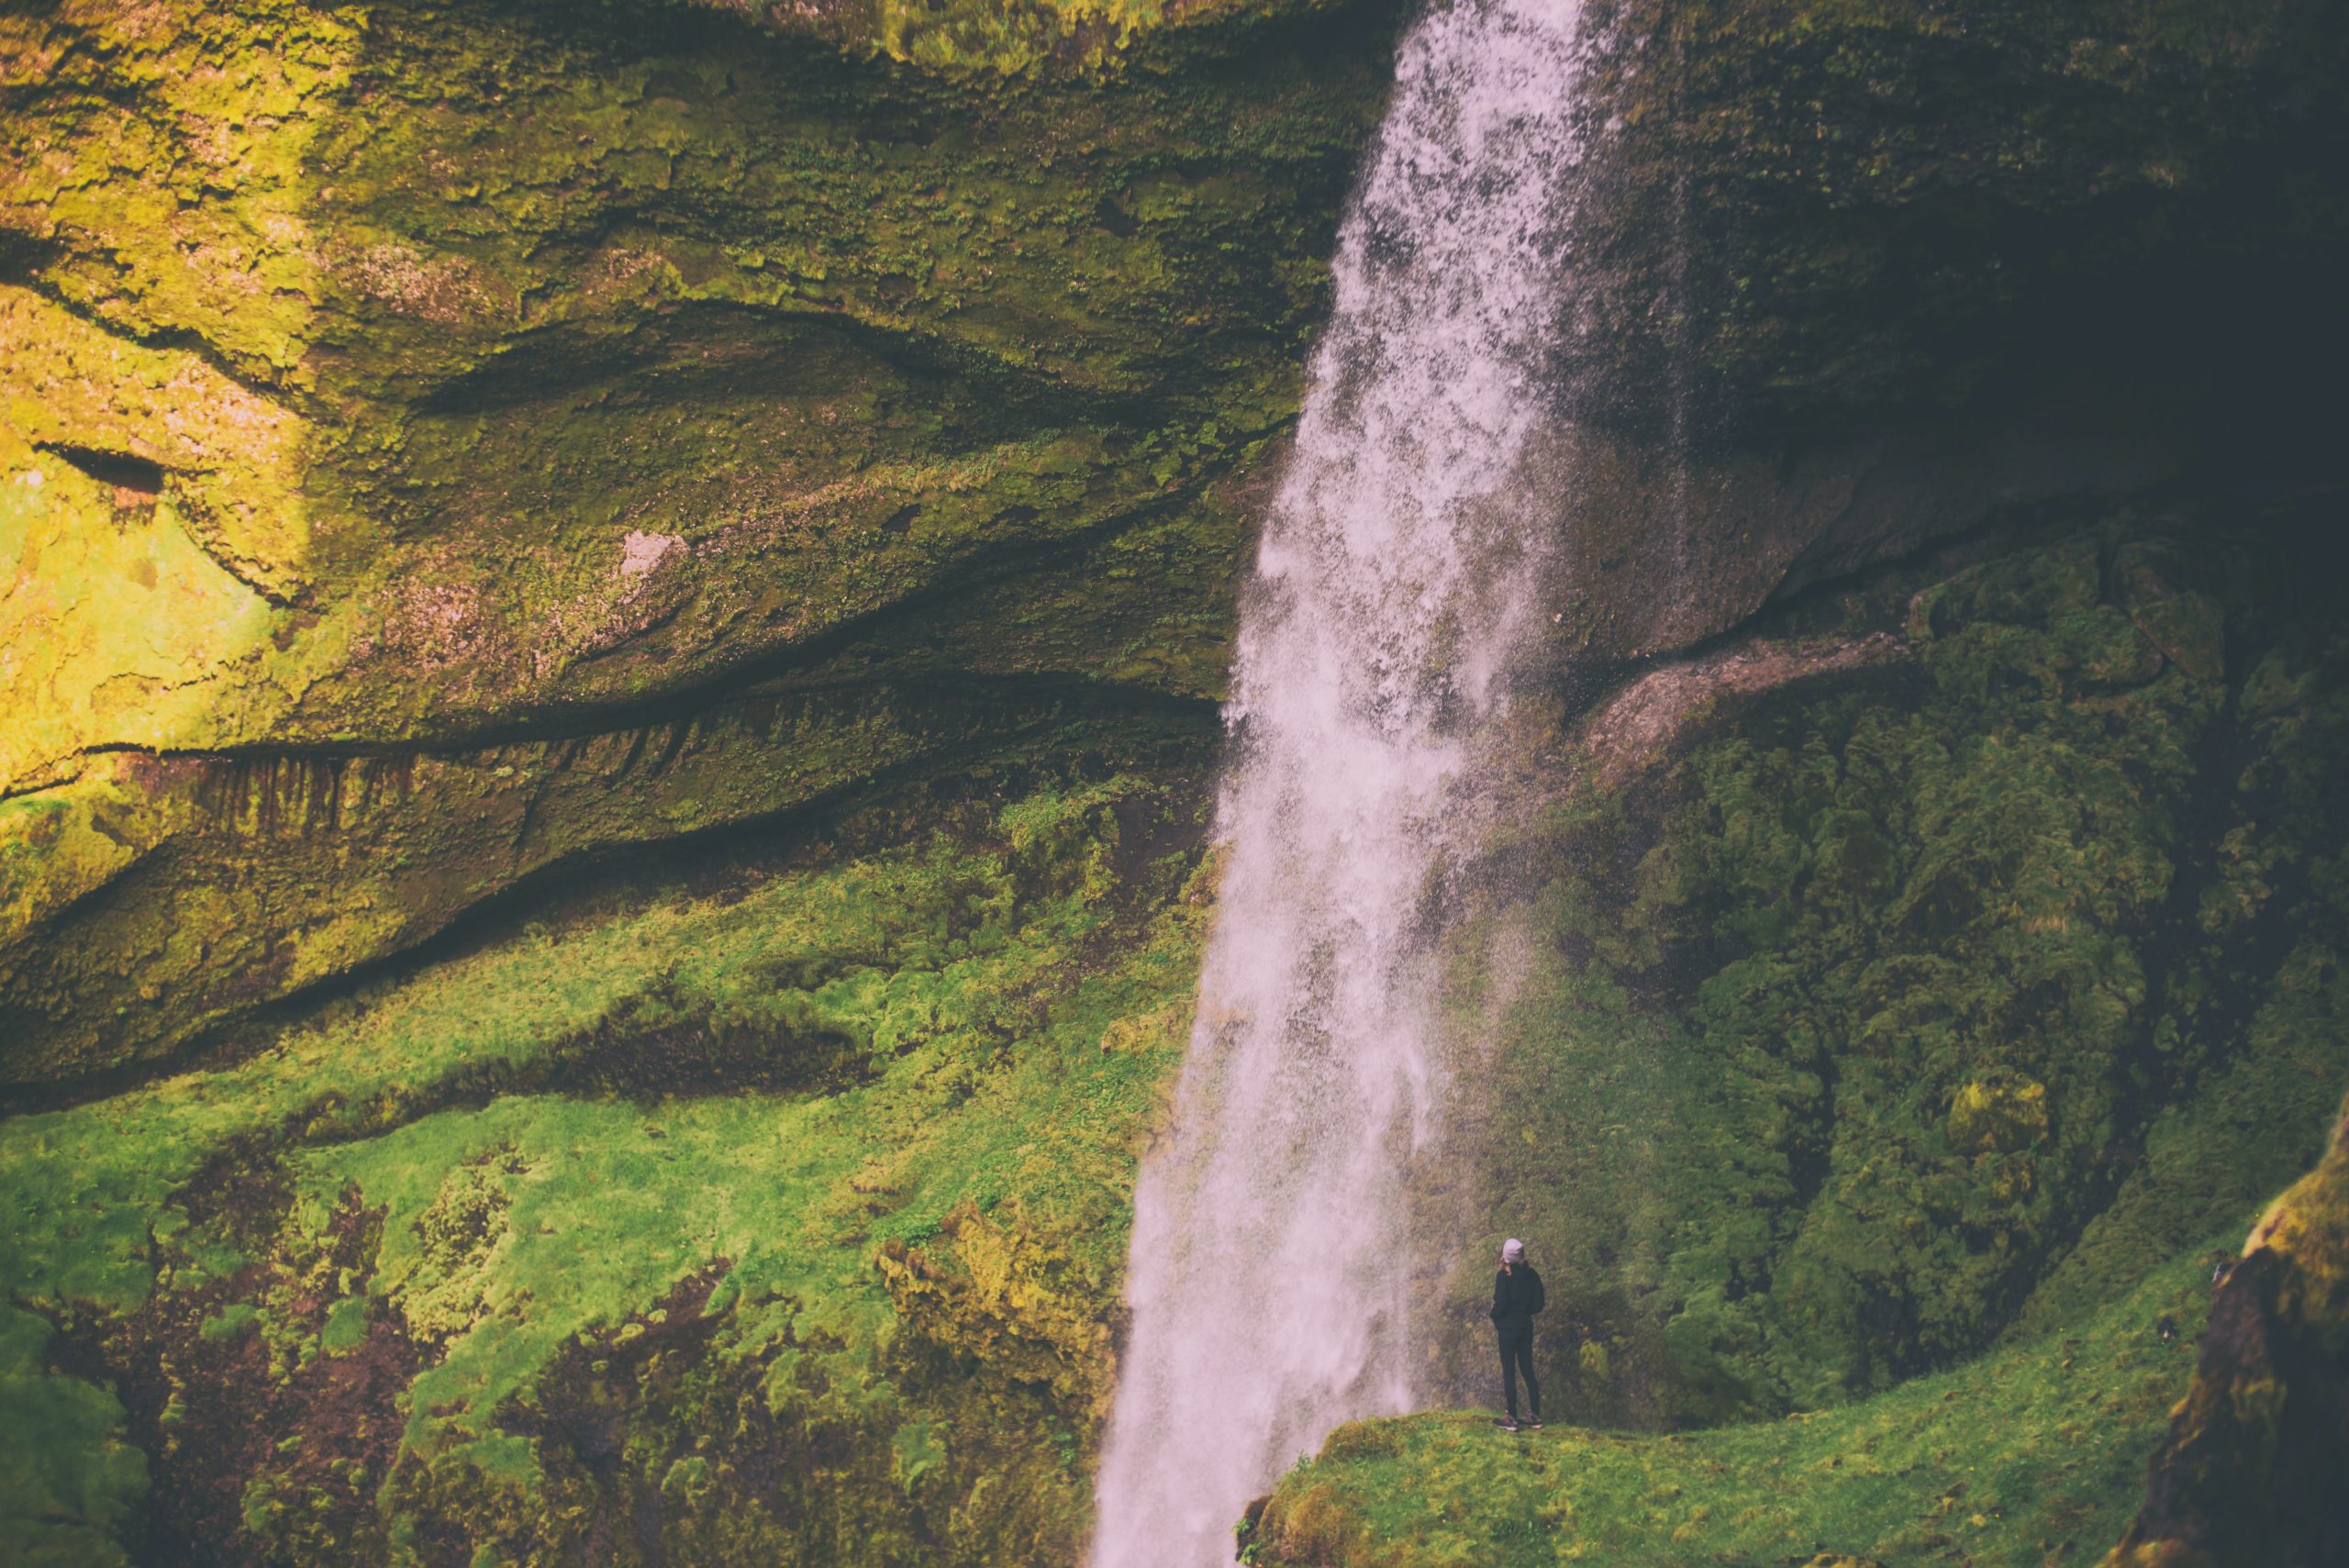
top-left (1502, 1237), bottom-right (1525, 1262)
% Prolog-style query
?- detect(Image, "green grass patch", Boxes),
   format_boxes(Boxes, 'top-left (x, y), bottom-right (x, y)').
top-left (1255, 1240), bottom-right (2219, 1566)
top-left (0, 773), bottom-right (1209, 1563)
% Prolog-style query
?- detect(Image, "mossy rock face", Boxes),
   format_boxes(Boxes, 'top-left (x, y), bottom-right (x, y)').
top-left (1245, 500), bottom-right (2349, 1568)
top-left (0, 766), bottom-right (1215, 1565)
top-left (1564, 0), bottom-right (2349, 443)
top-left (0, 0), bottom-right (1397, 1083)
top-left (1409, 498), bottom-right (2349, 1429)
top-left (9, 0), bottom-right (2344, 1084)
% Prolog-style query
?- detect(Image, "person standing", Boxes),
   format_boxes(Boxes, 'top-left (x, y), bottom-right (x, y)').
top-left (1489, 1236), bottom-right (1545, 1431)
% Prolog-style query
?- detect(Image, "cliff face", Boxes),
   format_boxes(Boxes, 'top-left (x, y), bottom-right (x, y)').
top-left (0, 0), bottom-right (1397, 1084)
top-left (1539, 0), bottom-right (2349, 664)
top-left (10, 0), bottom-right (2346, 1091)
top-left (5, 1), bottom-right (2349, 1565)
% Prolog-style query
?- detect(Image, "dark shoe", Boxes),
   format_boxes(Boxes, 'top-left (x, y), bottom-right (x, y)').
top-left (1523, 1418), bottom-right (1543, 1430)
top-left (1492, 1418), bottom-right (1520, 1432)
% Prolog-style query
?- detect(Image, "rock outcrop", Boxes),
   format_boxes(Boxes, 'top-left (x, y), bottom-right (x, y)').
top-left (2099, 1091), bottom-right (2349, 1568)
top-left (0, 0), bottom-right (1397, 1083)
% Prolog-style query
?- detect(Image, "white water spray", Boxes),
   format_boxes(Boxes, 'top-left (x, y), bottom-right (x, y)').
top-left (1088, 3), bottom-right (1592, 1563)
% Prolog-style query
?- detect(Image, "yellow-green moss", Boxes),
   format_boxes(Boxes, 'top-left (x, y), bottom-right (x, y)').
top-left (0, 770), bottom-right (1210, 1563)
top-left (0, 0), bottom-right (1393, 1081)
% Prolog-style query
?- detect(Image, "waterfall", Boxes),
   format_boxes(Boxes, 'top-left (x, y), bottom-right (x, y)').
top-left (1087, 2), bottom-right (1592, 1563)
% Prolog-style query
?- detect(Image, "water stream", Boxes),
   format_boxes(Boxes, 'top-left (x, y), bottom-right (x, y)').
top-left (1086, 3), bottom-right (1593, 1562)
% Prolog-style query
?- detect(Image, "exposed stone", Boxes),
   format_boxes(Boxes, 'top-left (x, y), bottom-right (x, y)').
top-left (1564, 630), bottom-right (1909, 786)
top-left (0, 0), bottom-right (1393, 1083)
top-left (2099, 1093), bottom-right (2349, 1568)
top-left (1531, 414), bottom-right (2166, 668)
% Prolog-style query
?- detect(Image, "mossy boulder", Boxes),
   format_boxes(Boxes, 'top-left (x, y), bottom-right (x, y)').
top-left (2099, 1091), bottom-right (2349, 1568)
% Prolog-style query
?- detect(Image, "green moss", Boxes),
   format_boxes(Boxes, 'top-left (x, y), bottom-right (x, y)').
top-left (0, 769), bottom-right (1210, 1563)
top-left (1251, 1240), bottom-right (2220, 1567)
top-left (199, 1303), bottom-right (261, 1343)
top-left (1417, 508), bottom-right (2349, 1425)
top-left (0, 1306), bottom-right (145, 1568)
top-left (0, 0), bottom-right (1393, 1082)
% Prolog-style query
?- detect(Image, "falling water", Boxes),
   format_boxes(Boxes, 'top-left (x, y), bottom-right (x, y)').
top-left (1087, 2), bottom-right (1593, 1563)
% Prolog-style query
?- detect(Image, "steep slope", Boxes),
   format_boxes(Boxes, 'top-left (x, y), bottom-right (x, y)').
top-left (2, 764), bottom-right (1215, 1566)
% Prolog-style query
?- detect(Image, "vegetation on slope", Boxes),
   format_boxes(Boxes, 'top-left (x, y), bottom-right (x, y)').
top-left (0, 766), bottom-right (1211, 1565)
top-left (1248, 1241), bottom-right (2220, 1567)
top-left (1408, 501), bottom-right (2349, 1427)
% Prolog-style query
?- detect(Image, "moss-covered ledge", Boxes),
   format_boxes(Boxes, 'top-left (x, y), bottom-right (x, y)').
top-left (0, 765), bottom-right (1218, 1566)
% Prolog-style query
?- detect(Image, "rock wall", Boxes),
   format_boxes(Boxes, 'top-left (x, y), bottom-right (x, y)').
top-left (0, 0), bottom-right (1397, 1084)
top-left (13, 0), bottom-right (2347, 1088)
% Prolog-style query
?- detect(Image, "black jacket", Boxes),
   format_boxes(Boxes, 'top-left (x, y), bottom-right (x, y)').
top-left (1489, 1262), bottom-right (1546, 1327)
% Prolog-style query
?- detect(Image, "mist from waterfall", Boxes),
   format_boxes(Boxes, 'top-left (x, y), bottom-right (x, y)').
top-left (1086, 3), bottom-right (1592, 1563)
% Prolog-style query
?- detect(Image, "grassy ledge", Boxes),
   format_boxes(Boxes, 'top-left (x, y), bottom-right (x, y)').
top-left (0, 770), bottom-right (1210, 1566)
top-left (1249, 1242), bottom-right (2221, 1567)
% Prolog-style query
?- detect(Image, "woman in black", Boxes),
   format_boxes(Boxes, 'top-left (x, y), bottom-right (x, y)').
top-left (1489, 1236), bottom-right (1544, 1431)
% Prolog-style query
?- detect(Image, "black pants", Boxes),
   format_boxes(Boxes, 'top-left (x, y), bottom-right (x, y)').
top-left (1497, 1321), bottom-right (1539, 1420)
